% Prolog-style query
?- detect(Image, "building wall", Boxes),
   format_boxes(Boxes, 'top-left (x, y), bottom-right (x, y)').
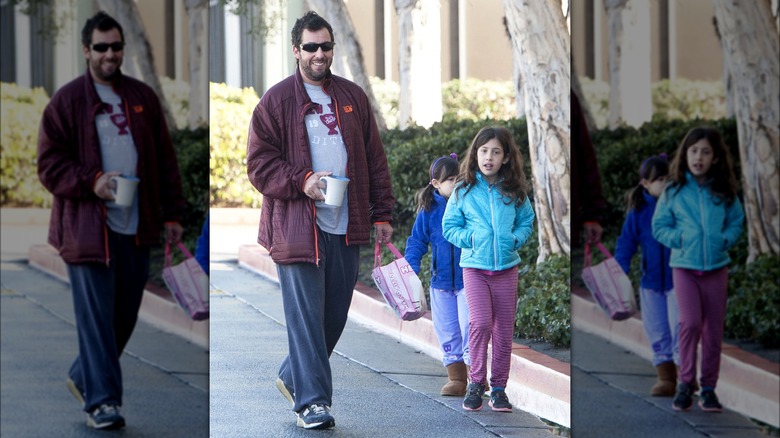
top-left (572, 0), bottom-right (723, 83)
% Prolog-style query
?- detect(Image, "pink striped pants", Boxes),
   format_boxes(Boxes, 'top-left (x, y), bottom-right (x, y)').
top-left (463, 266), bottom-right (518, 388)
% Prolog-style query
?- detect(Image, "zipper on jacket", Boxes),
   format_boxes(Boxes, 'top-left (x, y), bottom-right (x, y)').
top-left (698, 185), bottom-right (708, 269)
top-left (489, 185), bottom-right (499, 270)
top-left (324, 89), bottom-right (352, 247)
top-left (311, 202), bottom-right (320, 266)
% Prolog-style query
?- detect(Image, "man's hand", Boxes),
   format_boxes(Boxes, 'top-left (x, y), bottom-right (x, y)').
top-left (303, 171), bottom-right (332, 201)
top-left (164, 222), bottom-right (184, 245)
top-left (375, 223), bottom-right (393, 244)
top-left (583, 221), bottom-right (603, 244)
top-left (93, 171), bottom-right (122, 201)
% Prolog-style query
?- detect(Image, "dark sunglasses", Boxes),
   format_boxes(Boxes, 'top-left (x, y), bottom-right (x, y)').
top-left (299, 42), bottom-right (335, 53)
top-left (92, 42), bottom-right (125, 53)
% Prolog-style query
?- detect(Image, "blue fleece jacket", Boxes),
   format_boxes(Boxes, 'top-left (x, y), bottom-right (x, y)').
top-left (615, 191), bottom-right (673, 291)
top-left (404, 191), bottom-right (464, 290)
top-left (442, 173), bottom-right (535, 271)
top-left (652, 172), bottom-right (744, 271)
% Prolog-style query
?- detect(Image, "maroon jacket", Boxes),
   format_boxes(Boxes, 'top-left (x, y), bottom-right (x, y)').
top-left (247, 68), bottom-right (394, 265)
top-left (37, 70), bottom-right (185, 264)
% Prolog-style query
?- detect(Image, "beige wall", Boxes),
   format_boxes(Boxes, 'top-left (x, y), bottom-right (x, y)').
top-left (572, 0), bottom-right (723, 82)
top-left (344, 0), bottom-right (514, 82)
top-left (136, 0), bottom-right (190, 81)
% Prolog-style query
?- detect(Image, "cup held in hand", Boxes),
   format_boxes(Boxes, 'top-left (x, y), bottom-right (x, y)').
top-left (110, 175), bottom-right (140, 207)
top-left (319, 175), bottom-right (349, 207)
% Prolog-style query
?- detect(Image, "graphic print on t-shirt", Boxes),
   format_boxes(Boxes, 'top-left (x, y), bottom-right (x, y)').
top-left (97, 102), bottom-right (130, 136)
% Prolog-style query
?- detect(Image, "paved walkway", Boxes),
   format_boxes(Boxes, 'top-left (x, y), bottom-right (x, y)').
top-left (209, 255), bottom-right (557, 437)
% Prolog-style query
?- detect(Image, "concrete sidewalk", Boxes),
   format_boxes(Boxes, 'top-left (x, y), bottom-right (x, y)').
top-left (572, 284), bottom-right (779, 436)
top-left (0, 256), bottom-right (209, 436)
top-left (209, 256), bottom-right (559, 437)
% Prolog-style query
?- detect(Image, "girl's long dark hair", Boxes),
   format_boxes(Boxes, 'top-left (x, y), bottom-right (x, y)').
top-left (625, 155), bottom-right (669, 212)
top-left (458, 126), bottom-right (530, 205)
top-left (667, 126), bottom-right (738, 205)
top-left (415, 155), bottom-right (459, 212)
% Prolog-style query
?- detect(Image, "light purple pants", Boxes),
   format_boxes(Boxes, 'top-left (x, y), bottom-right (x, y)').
top-left (463, 266), bottom-right (518, 388)
top-left (673, 267), bottom-right (729, 388)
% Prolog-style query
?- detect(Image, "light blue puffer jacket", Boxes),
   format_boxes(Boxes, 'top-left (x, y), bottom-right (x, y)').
top-left (442, 173), bottom-right (535, 271)
top-left (652, 172), bottom-right (744, 271)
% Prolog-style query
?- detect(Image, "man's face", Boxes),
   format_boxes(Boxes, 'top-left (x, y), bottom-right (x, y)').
top-left (83, 28), bottom-right (124, 85)
top-left (293, 28), bottom-right (334, 85)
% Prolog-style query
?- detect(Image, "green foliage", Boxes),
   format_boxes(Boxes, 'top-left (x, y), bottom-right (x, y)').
top-left (725, 255), bottom-right (780, 348)
top-left (1, 82), bottom-right (51, 207)
top-left (579, 77), bottom-right (728, 129)
top-left (516, 254), bottom-right (571, 347)
top-left (209, 82), bottom-right (264, 208)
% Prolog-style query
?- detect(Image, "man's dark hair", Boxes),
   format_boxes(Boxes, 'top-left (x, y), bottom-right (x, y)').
top-left (290, 11), bottom-right (334, 48)
top-left (81, 11), bottom-right (124, 48)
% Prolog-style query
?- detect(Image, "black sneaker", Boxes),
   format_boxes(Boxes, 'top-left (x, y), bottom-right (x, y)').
top-left (698, 390), bottom-right (723, 412)
top-left (66, 378), bottom-right (85, 407)
top-left (296, 404), bottom-right (335, 429)
top-left (672, 383), bottom-right (693, 412)
top-left (275, 377), bottom-right (294, 407)
top-left (86, 404), bottom-right (125, 430)
top-left (489, 389), bottom-right (512, 412)
top-left (463, 383), bottom-right (485, 411)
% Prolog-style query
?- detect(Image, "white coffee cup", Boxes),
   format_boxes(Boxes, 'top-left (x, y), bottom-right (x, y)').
top-left (110, 175), bottom-right (140, 207)
top-left (319, 175), bottom-right (350, 207)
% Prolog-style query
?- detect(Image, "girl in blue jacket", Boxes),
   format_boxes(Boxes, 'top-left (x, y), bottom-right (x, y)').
top-left (442, 126), bottom-right (535, 413)
top-left (652, 126), bottom-right (744, 413)
top-left (615, 154), bottom-right (678, 397)
top-left (405, 154), bottom-right (469, 397)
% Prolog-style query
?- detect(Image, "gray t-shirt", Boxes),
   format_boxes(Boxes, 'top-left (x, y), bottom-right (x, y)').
top-left (94, 83), bottom-right (139, 235)
top-left (304, 82), bottom-right (348, 235)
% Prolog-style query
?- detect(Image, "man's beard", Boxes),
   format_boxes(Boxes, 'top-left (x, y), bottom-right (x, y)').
top-left (300, 57), bottom-right (330, 83)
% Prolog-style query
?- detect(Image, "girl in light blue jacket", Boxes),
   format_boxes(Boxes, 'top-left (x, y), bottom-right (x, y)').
top-left (652, 126), bottom-right (744, 414)
top-left (442, 126), bottom-right (535, 413)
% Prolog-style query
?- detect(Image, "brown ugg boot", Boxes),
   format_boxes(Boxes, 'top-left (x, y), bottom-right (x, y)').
top-left (651, 361), bottom-right (677, 396)
top-left (441, 362), bottom-right (468, 396)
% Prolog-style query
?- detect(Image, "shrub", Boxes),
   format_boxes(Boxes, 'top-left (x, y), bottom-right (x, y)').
top-left (1, 82), bottom-right (51, 207)
top-left (725, 255), bottom-right (780, 348)
top-left (209, 82), bottom-right (263, 208)
top-left (516, 254), bottom-right (571, 347)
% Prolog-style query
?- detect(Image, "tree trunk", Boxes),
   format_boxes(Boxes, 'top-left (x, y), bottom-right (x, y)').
top-left (306, 0), bottom-right (387, 131)
top-left (712, 0), bottom-right (780, 261)
top-left (394, 0), bottom-right (443, 129)
top-left (185, 0), bottom-right (208, 129)
top-left (503, 0), bottom-right (571, 262)
top-left (604, 0), bottom-right (651, 129)
top-left (96, 0), bottom-right (178, 132)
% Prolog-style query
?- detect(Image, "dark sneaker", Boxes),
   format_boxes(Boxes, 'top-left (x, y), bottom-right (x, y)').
top-left (66, 378), bottom-right (85, 407)
top-left (296, 404), bottom-right (335, 429)
top-left (275, 377), bottom-right (294, 407)
top-left (86, 404), bottom-right (125, 430)
top-left (489, 389), bottom-right (513, 412)
top-left (463, 383), bottom-right (485, 411)
top-left (699, 390), bottom-right (723, 412)
top-left (672, 383), bottom-right (693, 412)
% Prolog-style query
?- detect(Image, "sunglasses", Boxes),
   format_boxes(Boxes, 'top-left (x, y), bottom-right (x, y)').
top-left (299, 42), bottom-right (335, 53)
top-left (91, 42), bottom-right (125, 53)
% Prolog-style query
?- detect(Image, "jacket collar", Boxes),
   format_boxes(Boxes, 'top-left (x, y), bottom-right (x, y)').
top-left (684, 171), bottom-right (713, 187)
top-left (642, 189), bottom-right (658, 206)
top-left (83, 68), bottom-right (125, 110)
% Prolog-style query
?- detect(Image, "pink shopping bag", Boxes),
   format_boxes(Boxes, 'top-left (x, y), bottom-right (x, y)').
top-left (371, 241), bottom-right (427, 321)
top-left (581, 242), bottom-right (637, 321)
top-left (162, 242), bottom-right (209, 320)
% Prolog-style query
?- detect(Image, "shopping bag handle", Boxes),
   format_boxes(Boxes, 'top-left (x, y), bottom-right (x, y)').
top-left (374, 241), bottom-right (402, 268)
top-left (584, 241), bottom-right (613, 267)
top-left (165, 242), bottom-right (194, 267)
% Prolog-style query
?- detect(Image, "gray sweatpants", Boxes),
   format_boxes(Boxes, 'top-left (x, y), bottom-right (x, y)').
top-left (276, 229), bottom-right (360, 412)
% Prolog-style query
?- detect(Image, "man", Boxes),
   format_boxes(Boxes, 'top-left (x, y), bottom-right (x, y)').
top-left (571, 91), bottom-right (605, 245)
top-left (246, 11), bottom-right (394, 430)
top-left (37, 11), bottom-right (185, 430)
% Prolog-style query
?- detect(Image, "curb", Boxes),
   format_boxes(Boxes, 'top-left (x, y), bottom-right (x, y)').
top-left (572, 285), bottom-right (779, 428)
top-left (238, 244), bottom-right (571, 428)
top-left (27, 244), bottom-right (209, 350)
